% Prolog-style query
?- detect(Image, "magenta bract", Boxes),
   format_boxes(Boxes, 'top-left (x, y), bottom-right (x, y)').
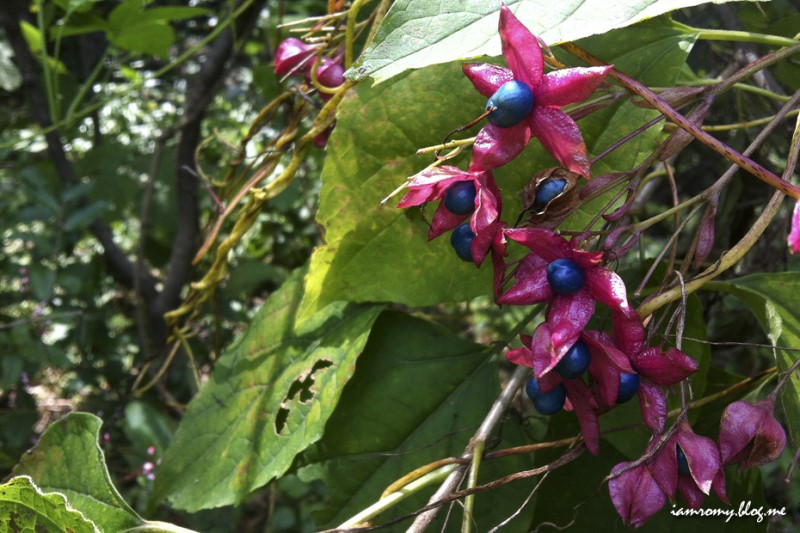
top-left (610, 421), bottom-right (728, 527)
top-left (719, 399), bottom-right (786, 468)
top-left (397, 166), bottom-right (503, 266)
top-left (789, 199), bottom-right (800, 253)
top-left (463, 6), bottom-right (611, 176)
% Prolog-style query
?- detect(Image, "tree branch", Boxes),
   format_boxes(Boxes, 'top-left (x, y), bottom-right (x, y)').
top-left (156, 0), bottom-right (267, 318)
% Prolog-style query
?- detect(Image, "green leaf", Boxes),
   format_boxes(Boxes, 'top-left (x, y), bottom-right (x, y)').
top-left (299, 18), bottom-right (695, 320)
top-left (51, 0), bottom-right (100, 13)
top-left (299, 311), bottom-right (534, 530)
top-left (0, 476), bottom-right (98, 533)
top-left (137, 7), bottom-right (212, 23)
top-left (111, 22), bottom-right (176, 57)
top-left (12, 412), bottom-right (142, 532)
top-left (63, 201), bottom-right (111, 231)
top-left (710, 273), bottom-right (800, 447)
top-left (350, 0), bottom-right (764, 83)
top-left (152, 268), bottom-right (383, 511)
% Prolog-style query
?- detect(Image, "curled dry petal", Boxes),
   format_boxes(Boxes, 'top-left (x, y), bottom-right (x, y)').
top-left (719, 399), bottom-right (786, 468)
top-left (693, 203), bottom-right (717, 269)
top-left (609, 462), bottom-right (667, 528)
top-left (491, 229), bottom-right (508, 300)
top-left (630, 347), bottom-right (698, 387)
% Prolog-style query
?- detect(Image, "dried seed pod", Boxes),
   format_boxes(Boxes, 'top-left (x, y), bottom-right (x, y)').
top-left (520, 167), bottom-right (580, 228)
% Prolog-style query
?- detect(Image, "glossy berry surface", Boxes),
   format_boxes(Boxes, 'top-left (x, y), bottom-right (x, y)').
top-left (443, 181), bottom-right (477, 215)
top-left (546, 258), bottom-right (585, 294)
top-left (676, 445), bottom-right (690, 476)
top-left (525, 377), bottom-right (567, 415)
top-left (617, 372), bottom-right (640, 404)
top-left (555, 339), bottom-right (591, 379)
top-left (486, 80), bottom-right (534, 128)
top-left (533, 178), bottom-right (567, 211)
top-left (450, 222), bottom-right (475, 262)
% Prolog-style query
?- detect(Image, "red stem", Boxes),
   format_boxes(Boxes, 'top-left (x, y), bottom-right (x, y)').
top-left (560, 42), bottom-right (800, 201)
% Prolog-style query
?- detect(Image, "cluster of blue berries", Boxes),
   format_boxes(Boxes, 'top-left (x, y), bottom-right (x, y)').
top-left (525, 259), bottom-right (640, 415)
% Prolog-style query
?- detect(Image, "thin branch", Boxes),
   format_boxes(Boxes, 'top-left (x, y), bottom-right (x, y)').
top-left (560, 41), bottom-right (800, 200)
top-left (156, 0), bottom-right (268, 320)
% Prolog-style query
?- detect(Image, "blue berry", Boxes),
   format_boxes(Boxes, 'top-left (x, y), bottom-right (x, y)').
top-left (555, 340), bottom-right (591, 379)
top-left (525, 377), bottom-right (567, 415)
top-left (450, 222), bottom-right (475, 262)
top-left (617, 372), bottom-right (640, 404)
top-left (486, 80), bottom-right (534, 128)
top-left (444, 181), bottom-right (477, 215)
top-left (546, 258), bottom-right (585, 294)
top-left (533, 178), bottom-right (568, 211)
top-left (677, 445), bottom-right (690, 476)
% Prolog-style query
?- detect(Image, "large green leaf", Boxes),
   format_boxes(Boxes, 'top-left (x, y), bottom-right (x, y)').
top-left (12, 412), bottom-right (141, 532)
top-left (711, 273), bottom-right (800, 447)
top-left (0, 476), bottom-right (97, 533)
top-left (300, 18), bottom-right (695, 320)
top-left (299, 311), bottom-right (535, 531)
top-left (349, 0), bottom-right (761, 83)
top-left (152, 269), bottom-right (383, 511)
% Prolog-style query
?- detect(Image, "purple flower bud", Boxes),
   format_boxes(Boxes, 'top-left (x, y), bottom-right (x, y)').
top-left (274, 38), bottom-right (315, 76)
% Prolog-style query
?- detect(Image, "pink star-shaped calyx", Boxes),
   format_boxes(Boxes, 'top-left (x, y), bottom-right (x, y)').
top-left (463, 6), bottom-right (611, 176)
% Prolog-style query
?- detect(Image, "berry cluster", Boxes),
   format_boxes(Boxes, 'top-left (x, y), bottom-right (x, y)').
top-left (273, 37), bottom-right (345, 146)
top-left (394, 5), bottom-right (788, 527)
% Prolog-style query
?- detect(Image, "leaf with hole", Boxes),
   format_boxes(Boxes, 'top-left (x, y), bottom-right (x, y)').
top-left (152, 268), bottom-right (383, 511)
top-left (299, 311), bottom-right (535, 531)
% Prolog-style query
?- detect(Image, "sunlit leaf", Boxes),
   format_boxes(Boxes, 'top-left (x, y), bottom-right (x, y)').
top-left (12, 413), bottom-right (142, 532)
top-left (0, 476), bottom-right (98, 533)
top-left (350, 0), bottom-right (764, 83)
top-left (152, 268), bottom-right (383, 511)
